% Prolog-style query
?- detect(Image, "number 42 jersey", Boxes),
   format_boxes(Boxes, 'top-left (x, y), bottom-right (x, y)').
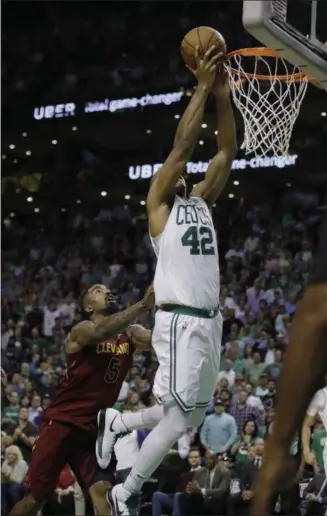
top-left (151, 195), bottom-right (220, 310)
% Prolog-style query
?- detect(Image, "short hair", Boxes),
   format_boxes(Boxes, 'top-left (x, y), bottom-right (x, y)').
top-left (221, 388), bottom-right (232, 399)
top-left (239, 389), bottom-right (248, 396)
top-left (79, 285), bottom-right (93, 319)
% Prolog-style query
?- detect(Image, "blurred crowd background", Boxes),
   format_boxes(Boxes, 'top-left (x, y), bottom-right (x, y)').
top-left (2, 1), bottom-right (327, 515)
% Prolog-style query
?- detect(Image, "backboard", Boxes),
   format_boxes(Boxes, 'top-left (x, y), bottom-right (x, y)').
top-left (242, 0), bottom-right (327, 90)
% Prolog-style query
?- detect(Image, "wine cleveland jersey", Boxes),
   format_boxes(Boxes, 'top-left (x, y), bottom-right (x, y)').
top-left (45, 332), bottom-right (133, 434)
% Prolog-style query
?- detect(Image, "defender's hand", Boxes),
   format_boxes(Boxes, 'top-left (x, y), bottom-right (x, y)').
top-left (187, 46), bottom-right (222, 90)
top-left (304, 451), bottom-right (316, 466)
top-left (141, 284), bottom-right (155, 311)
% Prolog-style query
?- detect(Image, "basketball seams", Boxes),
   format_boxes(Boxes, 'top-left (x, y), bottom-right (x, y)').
top-left (206, 30), bottom-right (216, 53)
top-left (196, 27), bottom-right (204, 57)
top-left (183, 38), bottom-right (196, 51)
top-left (181, 27), bottom-right (226, 69)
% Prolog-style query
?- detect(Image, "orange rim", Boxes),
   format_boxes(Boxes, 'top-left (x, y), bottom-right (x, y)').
top-left (226, 47), bottom-right (322, 87)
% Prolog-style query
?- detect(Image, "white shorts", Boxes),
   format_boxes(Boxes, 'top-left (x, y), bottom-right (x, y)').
top-left (152, 308), bottom-right (223, 412)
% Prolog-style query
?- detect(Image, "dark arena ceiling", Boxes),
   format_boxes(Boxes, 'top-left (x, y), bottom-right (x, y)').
top-left (2, 1), bottom-right (327, 216)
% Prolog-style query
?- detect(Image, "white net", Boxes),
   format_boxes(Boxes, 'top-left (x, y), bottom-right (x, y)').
top-left (225, 51), bottom-right (309, 157)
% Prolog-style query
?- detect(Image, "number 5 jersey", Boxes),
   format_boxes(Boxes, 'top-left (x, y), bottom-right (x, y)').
top-left (45, 332), bottom-right (133, 435)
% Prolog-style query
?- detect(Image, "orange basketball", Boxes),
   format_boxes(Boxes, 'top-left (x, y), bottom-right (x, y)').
top-left (181, 26), bottom-right (227, 70)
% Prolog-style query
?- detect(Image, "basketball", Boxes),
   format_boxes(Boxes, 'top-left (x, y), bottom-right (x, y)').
top-left (181, 27), bottom-right (227, 70)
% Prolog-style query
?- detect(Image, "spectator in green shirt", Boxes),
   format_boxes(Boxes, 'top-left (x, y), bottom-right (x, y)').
top-left (24, 327), bottom-right (50, 352)
top-left (238, 322), bottom-right (254, 342)
top-left (220, 347), bottom-right (245, 374)
top-left (311, 427), bottom-right (327, 472)
top-left (2, 392), bottom-right (20, 428)
top-left (264, 348), bottom-right (284, 381)
top-left (246, 351), bottom-right (266, 386)
top-left (231, 419), bottom-right (259, 465)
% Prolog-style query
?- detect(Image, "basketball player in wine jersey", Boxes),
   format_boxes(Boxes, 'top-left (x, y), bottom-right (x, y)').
top-left (9, 284), bottom-right (154, 516)
top-left (96, 46), bottom-right (237, 515)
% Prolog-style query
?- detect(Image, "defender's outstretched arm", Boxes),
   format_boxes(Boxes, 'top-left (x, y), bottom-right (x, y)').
top-left (71, 285), bottom-right (154, 348)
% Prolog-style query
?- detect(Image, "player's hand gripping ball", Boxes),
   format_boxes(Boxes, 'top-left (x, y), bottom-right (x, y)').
top-left (181, 26), bottom-right (227, 70)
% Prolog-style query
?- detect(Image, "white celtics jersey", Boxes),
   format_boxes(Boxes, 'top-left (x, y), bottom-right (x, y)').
top-left (151, 195), bottom-right (220, 310)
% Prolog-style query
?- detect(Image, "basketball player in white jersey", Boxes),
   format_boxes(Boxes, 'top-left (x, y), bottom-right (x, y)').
top-left (302, 384), bottom-right (327, 473)
top-left (96, 45), bottom-right (236, 515)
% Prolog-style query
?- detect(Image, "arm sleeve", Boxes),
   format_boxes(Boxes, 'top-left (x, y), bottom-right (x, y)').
top-left (307, 390), bottom-right (324, 417)
top-left (310, 211), bottom-right (327, 284)
top-left (206, 470), bottom-right (232, 499)
top-left (200, 417), bottom-right (209, 448)
top-left (225, 416), bottom-right (238, 448)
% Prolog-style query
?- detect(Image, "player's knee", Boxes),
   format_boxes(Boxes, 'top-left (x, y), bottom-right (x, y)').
top-left (166, 408), bottom-right (190, 438)
top-left (9, 492), bottom-right (42, 516)
top-left (172, 419), bottom-right (189, 439)
top-left (189, 407), bottom-right (206, 428)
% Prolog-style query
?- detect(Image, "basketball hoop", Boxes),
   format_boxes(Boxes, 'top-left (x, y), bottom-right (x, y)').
top-left (224, 47), bottom-right (321, 157)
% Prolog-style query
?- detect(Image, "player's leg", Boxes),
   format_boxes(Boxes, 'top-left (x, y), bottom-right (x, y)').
top-left (9, 493), bottom-right (44, 516)
top-left (96, 403), bottom-right (163, 468)
top-left (73, 481), bottom-right (86, 516)
top-left (191, 311), bottom-right (222, 423)
top-left (89, 481), bottom-right (112, 516)
top-left (9, 419), bottom-right (69, 516)
top-left (109, 313), bottom-right (213, 515)
top-left (183, 315), bottom-right (222, 435)
top-left (69, 438), bottom-right (113, 516)
top-left (97, 311), bottom-right (192, 473)
top-left (109, 401), bottom-right (191, 516)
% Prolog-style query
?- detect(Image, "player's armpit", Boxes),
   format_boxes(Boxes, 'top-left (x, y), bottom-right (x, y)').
top-left (147, 146), bottom-right (189, 207)
top-left (127, 324), bottom-right (152, 350)
top-left (191, 150), bottom-right (234, 206)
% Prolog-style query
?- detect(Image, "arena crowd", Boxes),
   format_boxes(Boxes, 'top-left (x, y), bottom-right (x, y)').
top-left (2, 188), bottom-right (326, 515)
top-left (2, 2), bottom-right (327, 515)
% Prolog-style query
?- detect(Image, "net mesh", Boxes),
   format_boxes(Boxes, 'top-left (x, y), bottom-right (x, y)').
top-left (225, 52), bottom-right (309, 157)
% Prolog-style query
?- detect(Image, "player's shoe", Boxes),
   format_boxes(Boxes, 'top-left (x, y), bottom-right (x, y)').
top-left (96, 408), bottom-right (121, 469)
top-left (108, 484), bottom-right (141, 516)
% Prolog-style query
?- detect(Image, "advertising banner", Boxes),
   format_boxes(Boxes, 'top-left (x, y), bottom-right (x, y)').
top-left (128, 155), bottom-right (299, 179)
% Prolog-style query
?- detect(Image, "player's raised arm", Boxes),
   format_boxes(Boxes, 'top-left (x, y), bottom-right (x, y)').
top-left (127, 324), bottom-right (152, 350)
top-left (302, 414), bottom-right (316, 465)
top-left (192, 71), bottom-right (237, 206)
top-left (71, 285), bottom-right (154, 348)
top-left (147, 47), bottom-right (220, 231)
top-left (302, 389), bottom-right (324, 464)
